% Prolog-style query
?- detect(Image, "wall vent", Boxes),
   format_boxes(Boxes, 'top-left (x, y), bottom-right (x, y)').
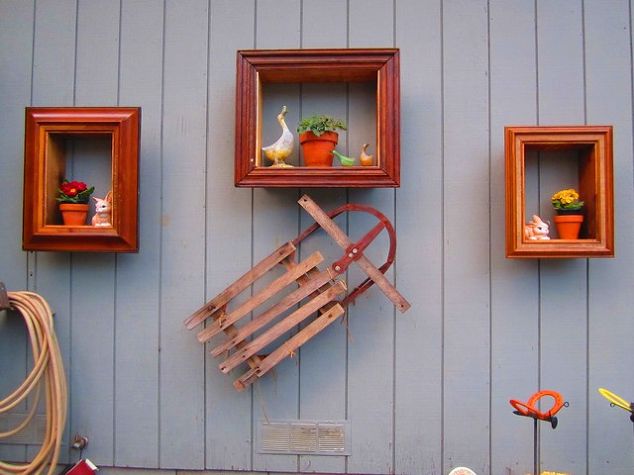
top-left (258, 420), bottom-right (350, 455)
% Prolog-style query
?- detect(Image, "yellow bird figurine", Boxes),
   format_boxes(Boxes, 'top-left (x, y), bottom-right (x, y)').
top-left (262, 105), bottom-right (294, 167)
top-left (359, 143), bottom-right (374, 166)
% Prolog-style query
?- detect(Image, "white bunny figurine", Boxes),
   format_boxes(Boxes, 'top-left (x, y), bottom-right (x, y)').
top-left (524, 214), bottom-right (550, 240)
top-left (91, 191), bottom-right (112, 227)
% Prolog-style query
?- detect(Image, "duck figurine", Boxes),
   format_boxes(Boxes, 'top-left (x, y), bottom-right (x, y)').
top-left (359, 143), bottom-right (374, 166)
top-left (262, 105), bottom-right (294, 167)
top-left (332, 149), bottom-right (356, 166)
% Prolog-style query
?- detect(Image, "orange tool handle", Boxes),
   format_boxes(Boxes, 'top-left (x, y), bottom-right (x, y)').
top-left (510, 390), bottom-right (565, 421)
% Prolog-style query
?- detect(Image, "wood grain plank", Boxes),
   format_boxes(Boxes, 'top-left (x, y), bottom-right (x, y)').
top-left (205, 0), bottom-right (256, 469)
top-left (237, 303), bottom-right (345, 389)
top-left (68, 0), bottom-right (119, 466)
top-left (393, 1), bottom-right (444, 474)
top-left (0, 307), bottom-right (29, 465)
top-left (159, 0), bottom-right (208, 469)
top-left (25, 0), bottom-right (77, 464)
top-left (536, 1), bottom-right (587, 472)
top-left (210, 270), bottom-right (334, 357)
top-left (346, 1), bottom-right (397, 473)
top-left (0, 0), bottom-right (34, 461)
top-left (294, 11), bottom-right (349, 470)
top-left (252, 1), bottom-right (302, 471)
top-left (442, 1), bottom-right (491, 472)
top-left (113, 0), bottom-right (163, 467)
top-left (219, 281), bottom-right (346, 374)
top-left (584, 1), bottom-right (634, 474)
top-left (186, 242), bottom-right (296, 329)
top-left (196, 250), bottom-right (322, 342)
top-left (0, 0), bottom-right (31, 291)
top-left (31, 0), bottom-right (76, 106)
top-left (293, 84), bottom-right (349, 469)
top-left (489, 1), bottom-right (540, 474)
top-left (295, 59), bottom-right (349, 474)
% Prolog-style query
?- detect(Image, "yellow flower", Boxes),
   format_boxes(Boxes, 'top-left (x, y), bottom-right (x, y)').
top-left (551, 188), bottom-right (583, 211)
top-left (552, 189), bottom-right (578, 202)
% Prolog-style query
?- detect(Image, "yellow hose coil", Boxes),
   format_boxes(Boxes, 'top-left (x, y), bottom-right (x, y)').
top-left (0, 291), bottom-right (68, 475)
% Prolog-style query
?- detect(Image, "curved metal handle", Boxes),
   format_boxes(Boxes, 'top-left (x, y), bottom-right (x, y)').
top-left (293, 201), bottom-right (397, 308)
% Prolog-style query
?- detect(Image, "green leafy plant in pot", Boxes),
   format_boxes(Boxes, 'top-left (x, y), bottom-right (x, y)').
top-left (297, 115), bottom-right (347, 167)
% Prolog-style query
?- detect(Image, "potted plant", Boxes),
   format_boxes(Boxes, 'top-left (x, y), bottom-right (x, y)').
top-left (57, 179), bottom-right (94, 226)
top-left (551, 188), bottom-right (584, 239)
top-left (297, 114), bottom-right (347, 166)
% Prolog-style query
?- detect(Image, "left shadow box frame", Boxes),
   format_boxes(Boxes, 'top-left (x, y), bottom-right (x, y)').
top-left (22, 107), bottom-right (140, 252)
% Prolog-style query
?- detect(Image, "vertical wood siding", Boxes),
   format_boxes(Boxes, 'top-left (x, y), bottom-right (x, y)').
top-left (1, 1), bottom-right (633, 474)
top-left (489, 2), bottom-right (539, 474)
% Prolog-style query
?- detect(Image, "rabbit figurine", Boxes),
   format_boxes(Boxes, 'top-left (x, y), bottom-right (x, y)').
top-left (524, 214), bottom-right (550, 240)
top-left (91, 191), bottom-right (112, 227)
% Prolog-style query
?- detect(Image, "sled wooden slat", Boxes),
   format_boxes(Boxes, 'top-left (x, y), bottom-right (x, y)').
top-left (184, 241), bottom-right (296, 329)
top-left (210, 269), bottom-right (335, 357)
top-left (236, 303), bottom-right (345, 389)
top-left (205, 305), bottom-right (264, 373)
top-left (297, 194), bottom-right (411, 313)
top-left (283, 263), bottom-right (334, 299)
top-left (219, 281), bottom-right (346, 374)
top-left (216, 309), bottom-right (263, 371)
top-left (197, 251), bottom-right (325, 343)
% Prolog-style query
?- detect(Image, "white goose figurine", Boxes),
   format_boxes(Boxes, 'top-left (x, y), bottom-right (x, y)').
top-left (262, 105), bottom-right (294, 167)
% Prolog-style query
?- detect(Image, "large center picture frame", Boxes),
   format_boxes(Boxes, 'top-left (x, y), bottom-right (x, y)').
top-left (234, 48), bottom-right (400, 188)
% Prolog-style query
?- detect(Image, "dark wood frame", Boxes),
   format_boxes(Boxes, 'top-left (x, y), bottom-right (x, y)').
top-left (235, 48), bottom-right (400, 187)
top-left (505, 125), bottom-right (614, 258)
top-left (23, 107), bottom-right (140, 252)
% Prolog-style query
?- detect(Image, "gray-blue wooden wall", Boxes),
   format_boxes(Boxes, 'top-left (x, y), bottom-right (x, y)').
top-left (1, 1), bottom-right (633, 474)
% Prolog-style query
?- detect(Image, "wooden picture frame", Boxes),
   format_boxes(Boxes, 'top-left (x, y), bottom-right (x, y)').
top-left (505, 125), bottom-right (614, 258)
top-left (23, 107), bottom-right (140, 252)
top-left (234, 48), bottom-right (400, 187)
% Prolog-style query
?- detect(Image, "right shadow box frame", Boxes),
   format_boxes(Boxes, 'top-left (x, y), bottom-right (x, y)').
top-left (505, 125), bottom-right (614, 259)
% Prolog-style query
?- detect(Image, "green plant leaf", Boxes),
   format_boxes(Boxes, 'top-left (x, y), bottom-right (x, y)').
top-left (297, 114), bottom-right (347, 135)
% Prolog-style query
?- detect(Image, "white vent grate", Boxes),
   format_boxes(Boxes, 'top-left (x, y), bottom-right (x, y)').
top-left (258, 420), bottom-right (350, 455)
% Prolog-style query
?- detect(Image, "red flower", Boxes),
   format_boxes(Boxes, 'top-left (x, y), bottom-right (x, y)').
top-left (60, 181), bottom-right (87, 197)
top-left (57, 179), bottom-right (94, 203)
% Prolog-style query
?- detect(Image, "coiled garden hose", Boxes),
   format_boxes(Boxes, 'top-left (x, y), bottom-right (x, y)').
top-left (0, 291), bottom-right (68, 475)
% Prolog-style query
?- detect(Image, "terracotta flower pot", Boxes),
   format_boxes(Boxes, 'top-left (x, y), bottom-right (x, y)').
top-left (59, 203), bottom-right (89, 226)
top-left (299, 131), bottom-right (338, 167)
top-left (554, 214), bottom-right (584, 239)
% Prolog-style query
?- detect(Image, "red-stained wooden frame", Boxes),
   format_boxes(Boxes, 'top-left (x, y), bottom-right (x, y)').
top-left (235, 49), bottom-right (400, 187)
top-left (505, 125), bottom-right (614, 258)
top-left (23, 107), bottom-right (140, 252)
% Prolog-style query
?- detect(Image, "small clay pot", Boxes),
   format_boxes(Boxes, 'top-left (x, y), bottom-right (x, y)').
top-left (59, 203), bottom-right (89, 226)
top-left (554, 214), bottom-right (584, 239)
top-left (299, 131), bottom-right (338, 167)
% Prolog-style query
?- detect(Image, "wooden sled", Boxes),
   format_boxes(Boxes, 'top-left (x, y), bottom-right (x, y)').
top-left (184, 194), bottom-right (410, 391)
